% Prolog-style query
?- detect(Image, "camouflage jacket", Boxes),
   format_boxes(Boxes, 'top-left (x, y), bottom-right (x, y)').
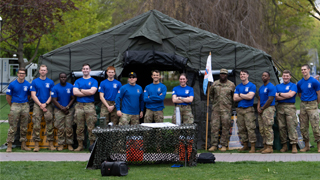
top-left (209, 79), bottom-right (235, 111)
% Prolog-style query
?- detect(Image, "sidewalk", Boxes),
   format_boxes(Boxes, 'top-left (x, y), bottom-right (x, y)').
top-left (1, 152), bottom-right (319, 162)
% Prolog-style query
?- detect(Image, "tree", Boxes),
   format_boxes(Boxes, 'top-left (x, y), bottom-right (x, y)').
top-left (0, 0), bottom-right (77, 68)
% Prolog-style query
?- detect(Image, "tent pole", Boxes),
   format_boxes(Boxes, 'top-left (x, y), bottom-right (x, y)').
top-left (205, 81), bottom-right (210, 150)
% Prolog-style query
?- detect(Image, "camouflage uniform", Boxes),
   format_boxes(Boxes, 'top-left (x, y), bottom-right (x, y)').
top-left (32, 103), bottom-right (54, 142)
top-left (74, 102), bottom-right (97, 141)
top-left (258, 106), bottom-right (276, 145)
top-left (119, 113), bottom-right (140, 125)
top-left (209, 79), bottom-right (235, 147)
top-left (6, 103), bottom-right (30, 143)
top-left (54, 107), bottom-right (75, 145)
top-left (144, 109), bottom-right (163, 123)
top-left (172, 105), bottom-right (194, 124)
top-left (236, 106), bottom-right (257, 143)
top-left (299, 100), bottom-right (320, 142)
top-left (276, 103), bottom-right (298, 144)
top-left (100, 101), bottom-right (119, 125)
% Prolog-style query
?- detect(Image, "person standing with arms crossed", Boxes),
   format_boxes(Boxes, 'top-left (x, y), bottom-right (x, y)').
top-left (233, 70), bottom-right (257, 153)
top-left (51, 73), bottom-right (75, 151)
top-left (99, 66), bottom-right (122, 125)
top-left (275, 70), bottom-right (299, 154)
top-left (257, 72), bottom-right (276, 154)
top-left (115, 72), bottom-right (144, 125)
top-left (297, 64), bottom-right (320, 153)
top-left (73, 64), bottom-right (98, 151)
top-left (208, 68), bottom-right (235, 152)
top-left (144, 70), bottom-right (167, 123)
top-left (31, 64), bottom-right (55, 152)
top-left (6, 68), bottom-right (31, 152)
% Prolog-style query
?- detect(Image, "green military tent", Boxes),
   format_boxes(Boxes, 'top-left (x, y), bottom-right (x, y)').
top-left (39, 9), bottom-right (279, 148)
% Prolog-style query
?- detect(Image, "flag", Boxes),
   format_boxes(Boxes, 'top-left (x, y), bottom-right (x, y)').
top-left (203, 53), bottom-right (213, 95)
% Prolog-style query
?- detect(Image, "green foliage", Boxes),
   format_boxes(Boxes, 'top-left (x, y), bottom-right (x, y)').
top-left (162, 80), bottom-right (180, 91)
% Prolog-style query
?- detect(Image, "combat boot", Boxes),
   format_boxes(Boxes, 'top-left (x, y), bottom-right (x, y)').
top-left (292, 144), bottom-right (297, 154)
top-left (68, 144), bottom-right (74, 151)
top-left (33, 141), bottom-right (40, 152)
top-left (21, 141), bottom-right (31, 151)
top-left (261, 145), bottom-right (273, 154)
top-left (48, 141), bottom-right (56, 151)
top-left (220, 146), bottom-right (227, 152)
top-left (208, 146), bottom-right (217, 152)
top-left (256, 144), bottom-right (267, 153)
top-left (239, 142), bottom-right (249, 152)
top-left (317, 142), bottom-right (320, 153)
top-left (90, 140), bottom-right (95, 146)
top-left (6, 142), bottom-right (12, 153)
top-left (280, 143), bottom-right (288, 153)
top-left (300, 140), bottom-right (310, 152)
top-left (57, 145), bottom-right (64, 151)
top-left (74, 141), bottom-right (84, 151)
top-left (249, 143), bottom-right (255, 153)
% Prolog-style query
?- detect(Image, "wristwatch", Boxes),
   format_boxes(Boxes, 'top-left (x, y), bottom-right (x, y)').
top-left (66, 106), bottom-right (70, 110)
top-left (279, 93), bottom-right (281, 96)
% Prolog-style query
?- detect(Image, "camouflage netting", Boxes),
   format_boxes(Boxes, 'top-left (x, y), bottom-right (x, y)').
top-left (89, 124), bottom-right (197, 169)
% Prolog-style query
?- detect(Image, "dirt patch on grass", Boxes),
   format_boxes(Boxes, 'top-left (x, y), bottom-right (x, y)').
top-left (164, 98), bottom-right (174, 106)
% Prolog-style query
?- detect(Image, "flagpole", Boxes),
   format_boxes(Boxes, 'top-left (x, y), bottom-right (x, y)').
top-left (205, 52), bottom-right (211, 150)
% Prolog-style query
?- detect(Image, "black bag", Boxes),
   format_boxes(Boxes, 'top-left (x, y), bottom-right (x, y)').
top-left (101, 161), bottom-right (128, 176)
top-left (197, 153), bottom-right (215, 163)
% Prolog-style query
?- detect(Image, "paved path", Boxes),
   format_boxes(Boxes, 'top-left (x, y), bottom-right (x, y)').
top-left (1, 152), bottom-right (319, 162)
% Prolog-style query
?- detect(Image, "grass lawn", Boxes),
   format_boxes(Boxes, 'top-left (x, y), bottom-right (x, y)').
top-left (1, 161), bottom-right (320, 180)
top-left (163, 105), bottom-right (174, 116)
top-left (0, 95), bottom-right (10, 120)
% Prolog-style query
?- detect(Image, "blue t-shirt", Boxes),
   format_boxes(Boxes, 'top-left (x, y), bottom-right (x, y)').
top-left (51, 83), bottom-right (74, 108)
top-left (98, 79), bottom-right (122, 101)
top-left (73, 77), bottom-right (98, 103)
top-left (30, 77), bottom-right (54, 104)
top-left (276, 82), bottom-right (297, 103)
top-left (6, 80), bottom-right (31, 103)
top-left (172, 85), bottom-right (194, 106)
top-left (234, 82), bottom-right (256, 108)
top-left (144, 83), bottom-right (167, 111)
top-left (259, 82), bottom-right (276, 107)
top-left (115, 84), bottom-right (144, 115)
top-left (297, 77), bottom-right (320, 101)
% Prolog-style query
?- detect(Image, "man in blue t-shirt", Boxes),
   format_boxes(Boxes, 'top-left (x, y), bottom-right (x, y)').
top-left (233, 70), bottom-right (257, 153)
top-left (297, 64), bottom-right (320, 153)
top-left (144, 70), bottom-right (167, 123)
top-left (31, 64), bottom-right (55, 152)
top-left (73, 63), bottom-right (98, 151)
top-left (115, 72), bottom-right (144, 125)
top-left (171, 73), bottom-right (194, 124)
top-left (275, 70), bottom-right (298, 154)
top-left (51, 73), bottom-right (75, 151)
top-left (99, 66), bottom-right (122, 125)
top-left (5, 68), bottom-right (31, 152)
top-left (257, 71), bottom-right (276, 154)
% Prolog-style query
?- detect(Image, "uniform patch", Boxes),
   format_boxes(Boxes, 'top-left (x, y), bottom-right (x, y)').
top-left (66, 88), bottom-right (71, 93)
top-left (185, 90), bottom-right (189, 94)
top-left (24, 86), bottom-right (28, 91)
top-left (158, 88), bottom-right (161, 92)
top-left (245, 87), bottom-right (249, 92)
top-left (89, 82), bottom-right (91, 86)
top-left (99, 86), bottom-right (101, 90)
top-left (286, 86), bottom-right (290, 90)
top-left (46, 83), bottom-right (50, 88)
top-left (308, 83), bottom-right (312, 88)
top-left (137, 89), bottom-right (140, 93)
top-left (264, 88), bottom-right (268, 93)
top-left (51, 92), bottom-right (54, 95)
top-left (30, 86), bottom-right (33, 89)
top-left (118, 90), bottom-right (120, 93)
top-left (113, 83), bottom-right (117, 88)
top-left (6, 89), bottom-right (11, 93)
top-left (172, 91), bottom-right (175, 94)
top-left (144, 90), bottom-right (146, 92)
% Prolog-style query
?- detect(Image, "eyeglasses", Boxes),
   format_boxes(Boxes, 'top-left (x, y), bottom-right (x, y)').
top-left (18, 73), bottom-right (26, 75)
top-left (129, 77), bottom-right (135, 79)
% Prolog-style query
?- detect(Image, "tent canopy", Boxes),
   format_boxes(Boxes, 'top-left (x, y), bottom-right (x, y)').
top-left (39, 9), bottom-right (279, 148)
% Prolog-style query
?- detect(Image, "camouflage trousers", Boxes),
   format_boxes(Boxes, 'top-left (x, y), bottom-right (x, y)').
top-left (276, 103), bottom-right (298, 144)
top-left (144, 109), bottom-right (164, 123)
top-left (119, 113), bottom-right (140, 125)
top-left (6, 103), bottom-right (30, 143)
top-left (74, 103), bottom-right (97, 141)
top-left (258, 106), bottom-right (275, 145)
top-left (172, 105), bottom-right (194, 124)
top-left (32, 103), bottom-right (54, 142)
top-left (236, 106), bottom-right (257, 143)
top-left (299, 100), bottom-right (320, 142)
top-left (210, 109), bottom-right (231, 147)
top-left (54, 107), bottom-right (75, 145)
top-left (100, 101), bottom-right (119, 125)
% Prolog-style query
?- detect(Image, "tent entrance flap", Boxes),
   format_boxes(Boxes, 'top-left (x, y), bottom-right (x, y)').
top-left (124, 50), bottom-right (188, 71)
